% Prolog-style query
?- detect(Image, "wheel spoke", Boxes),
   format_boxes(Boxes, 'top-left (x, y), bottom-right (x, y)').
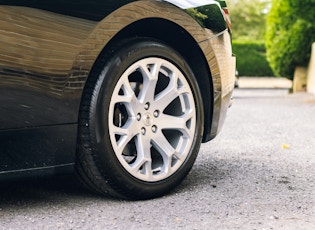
top-left (138, 62), bottom-right (160, 102)
top-left (154, 73), bottom-right (190, 110)
top-left (130, 135), bottom-right (153, 179)
top-left (109, 57), bottom-right (197, 182)
top-left (151, 133), bottom-right (182, 175)
top-left (159, 111), bottom-right (194, 138)
top-left (110, 119), bottom-right (137, 155)
top-left (111, 78), bottom-right (141, 114)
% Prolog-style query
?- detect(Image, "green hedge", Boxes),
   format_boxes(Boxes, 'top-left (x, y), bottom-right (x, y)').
top-left (232, 41), bottom-right (274, 76)
top-left (266, 0), bottom-right (315, 79)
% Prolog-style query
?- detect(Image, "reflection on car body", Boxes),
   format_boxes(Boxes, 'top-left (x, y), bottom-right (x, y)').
top-left (0, 0), bottom-right (235, 199)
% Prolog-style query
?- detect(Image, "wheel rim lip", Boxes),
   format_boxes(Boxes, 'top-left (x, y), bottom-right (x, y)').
top-left (108, 57), bottom-right (196, 182)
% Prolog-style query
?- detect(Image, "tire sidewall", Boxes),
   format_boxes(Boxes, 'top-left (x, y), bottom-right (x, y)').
top-left (90, 39), bottom-right (204, 198)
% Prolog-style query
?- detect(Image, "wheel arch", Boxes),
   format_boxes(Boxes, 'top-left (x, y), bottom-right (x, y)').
top-left (107, 18), bottom-right (214, 142)
top-left (75, 1), bottom-right (216, 142)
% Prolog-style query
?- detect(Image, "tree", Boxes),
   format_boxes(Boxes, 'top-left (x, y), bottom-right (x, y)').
top-left (227, 0), bottom-right (271, 41)
top-left (227, 0), bottom-right (274, 77)
top-left (266, 0), bottom-right (315, 79)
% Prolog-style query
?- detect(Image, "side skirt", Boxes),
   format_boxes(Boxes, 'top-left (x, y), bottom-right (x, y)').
top-left (0, 124), bottom-right (77, 180)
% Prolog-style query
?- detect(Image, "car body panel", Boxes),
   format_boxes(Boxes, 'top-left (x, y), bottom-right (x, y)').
top-left (164, 0), bottom-right (220, 9)
top-left (0, 125), bottom-right (76, 175)
top-left (0, 0), bottom-right (235, 179)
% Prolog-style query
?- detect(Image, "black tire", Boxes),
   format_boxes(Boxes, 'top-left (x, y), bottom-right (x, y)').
top-left (76, 38), bottom-right (204, 200)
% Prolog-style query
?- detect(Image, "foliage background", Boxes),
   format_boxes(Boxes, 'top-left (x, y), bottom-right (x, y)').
top-left (266, 0), bottom-right (315, 79)
top-left (227, 0), bottom-right (274, 76)
top-left (232, 41), bottom-right (273, 76)
top-left (227, 0), bottom-right (270, 41)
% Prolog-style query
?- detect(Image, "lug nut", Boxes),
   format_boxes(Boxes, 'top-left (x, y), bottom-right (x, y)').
top-left (153, 110), bottom-right (160, 118)
top-left (141, 127), bottom-right (146, 135)
top-left (151, 125), bottom-right (157, 133)
top-left (137, 113), bottom-right (141, 121)
top-left (144, 102), bottom-right (150, 110)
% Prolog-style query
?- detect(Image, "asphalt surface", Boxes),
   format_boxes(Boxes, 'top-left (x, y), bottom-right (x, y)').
top-left (0, 88), bottom-right (315, 230)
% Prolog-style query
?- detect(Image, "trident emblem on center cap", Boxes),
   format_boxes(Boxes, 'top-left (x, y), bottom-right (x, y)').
top-left (143, 113), bottom-right (152, 126)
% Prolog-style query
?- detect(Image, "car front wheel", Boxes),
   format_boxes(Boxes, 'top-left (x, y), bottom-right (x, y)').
top-left (76, 38), bottom-right (204, 199)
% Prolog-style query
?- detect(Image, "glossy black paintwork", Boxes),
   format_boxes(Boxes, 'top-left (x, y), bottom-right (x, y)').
top-left (0, 0), bottom-right (138, 131)
top-left (185, 4), bottom-right (227, 33)
top-left (0, 125), bottom-right (76, 174)
top-left (0, 0), bottom-right (232, 178)
top-left (0, 9), bottom-right (87, 132)
top-left (0, 0), bottom-right (136, 21)
top-left (0, 1), bottom-right (139, 174)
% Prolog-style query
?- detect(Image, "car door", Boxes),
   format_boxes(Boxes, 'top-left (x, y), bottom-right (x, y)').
top-left (0, 0), bottom-right (97, 173)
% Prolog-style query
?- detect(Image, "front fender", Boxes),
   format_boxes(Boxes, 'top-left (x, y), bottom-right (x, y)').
top-left (163, 0), bottom-right (220, 9)
top-left (163, 0), bottom-right (228, 33)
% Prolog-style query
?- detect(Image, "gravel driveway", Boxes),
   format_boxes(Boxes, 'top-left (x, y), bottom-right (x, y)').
top-left (0, 88), bottom-right (314, 230)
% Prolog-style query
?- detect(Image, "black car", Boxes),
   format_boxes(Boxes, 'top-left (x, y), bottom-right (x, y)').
top-left (0, 0), bottom-right (235, 199)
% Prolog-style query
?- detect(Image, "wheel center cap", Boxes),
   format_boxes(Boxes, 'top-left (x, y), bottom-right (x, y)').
top-left (143, 113), bottom-right (152, 126)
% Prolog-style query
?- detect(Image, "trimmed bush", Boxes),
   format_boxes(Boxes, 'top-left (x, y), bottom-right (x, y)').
top-left (233, 41), bottom-right (274, 76)
top-left (266, 0), bottom-right (315, 79)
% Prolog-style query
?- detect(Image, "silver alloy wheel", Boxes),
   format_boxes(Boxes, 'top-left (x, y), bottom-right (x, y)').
top-left (109, 57), bottom-right (196, 182)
